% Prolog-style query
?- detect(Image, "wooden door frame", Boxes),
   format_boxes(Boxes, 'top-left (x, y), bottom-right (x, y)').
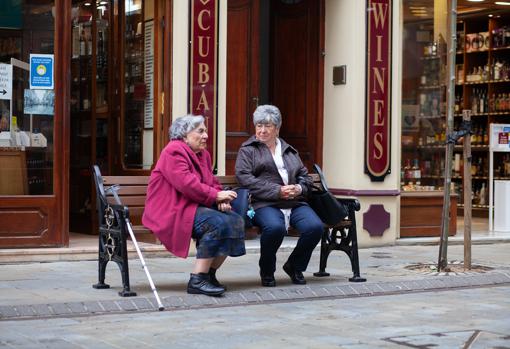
top-left (114, 0), bottom-right (170, 175)
top-left (269, 0), bottom-right (325, 167)
top-left (58, 0), bottom-right (71, 246)
top-left (225, 0), bottom-right (260, 174)
top-left (0, 0), bottom-right (69, 247)
top-left (316, 0), bottom-right (325, 167)
top-left (160, 0), bottom-right (173, 157)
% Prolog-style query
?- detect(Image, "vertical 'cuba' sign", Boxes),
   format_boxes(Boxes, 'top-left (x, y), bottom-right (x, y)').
top-left (365, 0), bottom-right (391, 181)
top-left (190, 0), bottom-right (218, 167)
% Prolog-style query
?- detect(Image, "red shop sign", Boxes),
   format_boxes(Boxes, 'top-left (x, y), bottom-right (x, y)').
top-left (365, 0), bottom-right (392, 181)
top-left (189, 0), bottom-right (218, 168)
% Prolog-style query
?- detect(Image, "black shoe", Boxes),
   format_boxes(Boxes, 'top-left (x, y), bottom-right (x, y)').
top-left (208, 268), bottom-right (227, 290)
top-left (187, 273), bottom-right (225, 296)
top-left (260, 271), bottom-right (276, 287)
top-left (283, 261), bottom-right (306, 285)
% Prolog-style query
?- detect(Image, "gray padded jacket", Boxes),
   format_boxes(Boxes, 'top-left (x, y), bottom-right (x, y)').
top-left (235, 136), bottom-right (313, 210)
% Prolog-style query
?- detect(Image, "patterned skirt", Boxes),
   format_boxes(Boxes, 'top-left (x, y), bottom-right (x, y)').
top-left (192, 206), bottom-right (246, 258)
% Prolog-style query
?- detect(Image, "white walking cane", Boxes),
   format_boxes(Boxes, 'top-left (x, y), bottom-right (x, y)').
top-left (107, 185), bottom-right (165, 311)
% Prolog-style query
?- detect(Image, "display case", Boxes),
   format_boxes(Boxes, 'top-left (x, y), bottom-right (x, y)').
top-left (454, 13), bottom-right (510, 215)
top-left (401, 9), bottom-right (510, 229)
top-left (70, 1), bottom-right (111, 232)
top-left (401, 25), bottom-right (448, 193)
top-left (122, 5), bottom-right (145, 169)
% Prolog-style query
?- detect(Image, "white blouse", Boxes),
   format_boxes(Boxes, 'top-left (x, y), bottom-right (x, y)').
top-left (272, 138), bottom-right (291, 230)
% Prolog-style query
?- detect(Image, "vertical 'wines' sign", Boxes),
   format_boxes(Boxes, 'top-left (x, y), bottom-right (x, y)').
top-left (365, 0), bottom-right (391, 181)
top-left (190, 0), bottom-right (218, 167)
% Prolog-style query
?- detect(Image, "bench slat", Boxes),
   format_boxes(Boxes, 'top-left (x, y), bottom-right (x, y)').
top-left (106, 196), bottom-right (147, 206)
top-left (105, 185), bottom-right (147, 195)
top-left (103, 176), bottom-right (150, 185)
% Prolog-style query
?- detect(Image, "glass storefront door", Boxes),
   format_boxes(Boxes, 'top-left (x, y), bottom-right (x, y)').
top-left (120, 0), bottom-right (156, 171)
top-left (0, 1), bottom-right (55, 195)
top-left (0, 0), bottom-right (65, 247)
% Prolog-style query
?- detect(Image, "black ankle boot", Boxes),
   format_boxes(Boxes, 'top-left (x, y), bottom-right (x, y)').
top-left (283, 261), bottom-right (306, 285)
top-left (260, 270), bottom-right (276, 287)
top-left (208, 268), bottom-right (227, 290)
top-left (187, 273), bottom-right (225, 296)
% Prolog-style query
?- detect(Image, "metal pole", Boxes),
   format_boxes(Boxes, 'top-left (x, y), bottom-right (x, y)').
top-left (438, 0), bottom-right (457, 272)
top-left (463, 110), bottom-right (472, 270)
top-left (108, 186), bottom-right (165, 311)
top-left (125, 219), bottom-right (165, 311)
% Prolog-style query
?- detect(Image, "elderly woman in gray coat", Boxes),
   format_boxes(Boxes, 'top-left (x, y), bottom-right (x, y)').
top-left (235, 105), bottom-right (323, 287)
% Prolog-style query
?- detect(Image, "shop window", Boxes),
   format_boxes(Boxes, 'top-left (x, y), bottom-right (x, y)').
top-left (401, 2), bottom-right (449, 193)
top-left (0, 1), bottom-right (55, 195)
top-left (401, 1), bottom-right (510, 215)
top-left (122, 0), bottom-right (154, 170)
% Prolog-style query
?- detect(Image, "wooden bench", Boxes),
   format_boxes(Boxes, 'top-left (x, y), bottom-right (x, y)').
top-left (92, 165), bottom-right (365, 297)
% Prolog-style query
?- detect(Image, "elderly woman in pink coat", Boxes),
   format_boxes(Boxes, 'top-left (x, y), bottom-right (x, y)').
top-left (142, 115), bottom-right (245, 297)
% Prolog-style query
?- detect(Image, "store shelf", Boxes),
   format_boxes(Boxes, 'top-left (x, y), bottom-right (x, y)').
top-left (465, 49), bottom-right (489, 54)
top-left (419, 85), bottom-right (442, 90)
top-left (458, 204), bottom-right (489, 209)
top-left (491, 45), bottom-right (510, 51)
top-left (463, 79), bottom-right (510, 85)
top-left (451, 175), bottom-right (488, 180)
top-left (413, 145), bottom-right (489, 151)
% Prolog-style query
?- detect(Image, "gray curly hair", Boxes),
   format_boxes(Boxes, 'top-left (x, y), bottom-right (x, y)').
top-left (253, 105), bottom-right (282, 129)
top-left (169, 114), bottom-right (205, 140)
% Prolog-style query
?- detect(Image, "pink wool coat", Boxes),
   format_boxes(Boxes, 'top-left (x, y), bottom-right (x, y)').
top-left (142, 140), bottom-right (222, 258)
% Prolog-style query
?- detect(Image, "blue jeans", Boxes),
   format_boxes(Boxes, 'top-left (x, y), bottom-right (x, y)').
top-left (253, 205), bottom-right (323, 274)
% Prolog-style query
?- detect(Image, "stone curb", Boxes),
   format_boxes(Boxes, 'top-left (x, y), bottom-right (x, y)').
top-left (1, 272), bottom-right (509, 321)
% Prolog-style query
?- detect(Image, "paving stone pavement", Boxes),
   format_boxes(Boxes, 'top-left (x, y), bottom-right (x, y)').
top-left (1, 286), bottom-right (509, 349)
top-left (1, 242), bottom-right (509, 321)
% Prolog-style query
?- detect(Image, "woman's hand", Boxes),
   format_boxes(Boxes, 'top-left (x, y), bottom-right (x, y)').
top-left (217, 202), bottom-right (232, 212)
top-left (216, 190), bottom-right (237, 203)
top-left (280, 185), bottom-right (302, 200)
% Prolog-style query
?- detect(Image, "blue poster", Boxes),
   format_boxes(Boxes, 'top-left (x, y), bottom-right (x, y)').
top-left (29, 54), bottom-right (54, 90)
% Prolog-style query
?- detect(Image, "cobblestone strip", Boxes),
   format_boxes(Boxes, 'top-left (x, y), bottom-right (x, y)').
top-left (1, 272), bottom-right (509, 320)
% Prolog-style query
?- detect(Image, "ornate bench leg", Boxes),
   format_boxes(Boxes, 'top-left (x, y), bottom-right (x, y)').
top-left (117, 220), bottom-right (137, 297)
top-left (93, 235), bottom-right (110, 289)
top-left (93, 261), bottom-right (110, 289)
top-left (314, 227), bottom-right (332, 277)
top-left (347, 213), bottom-right (366, 283)
top-left (118, 259), bottom-right (137, 297)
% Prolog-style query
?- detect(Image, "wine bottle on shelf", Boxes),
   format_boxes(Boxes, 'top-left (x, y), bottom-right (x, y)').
top-left (87, 30), bottom-right (92, 56)
top-left (482, 64), bottom-right (489, 81)
top-left (479, 90), bottom-right (485, 114)
top-left (80, 29), bottom-right (86, 56)
top-left (471, 90), bottom-right (478, 114)
top-left (477, 127), bottom-right (483, 145)
top-left (412, 159), bottom-right (421, 186)
top-left (97, 30), bottom-right (104, 70)
top-left (404, 159), bottom-right (412, 184)
top-left (471, 156), bottom-right (477, 176)
top-left (470, 126), bottom-right (477, 145)
top-left (494, 60), bottom-right (502, 80)
top-left (479, 183), bottom-right (487, 206)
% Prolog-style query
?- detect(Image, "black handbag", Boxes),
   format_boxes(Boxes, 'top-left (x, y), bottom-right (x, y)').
top-left (308, 164), bottom-right (349, 225)
top-left (231, 187), bottom-right (253, 228)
